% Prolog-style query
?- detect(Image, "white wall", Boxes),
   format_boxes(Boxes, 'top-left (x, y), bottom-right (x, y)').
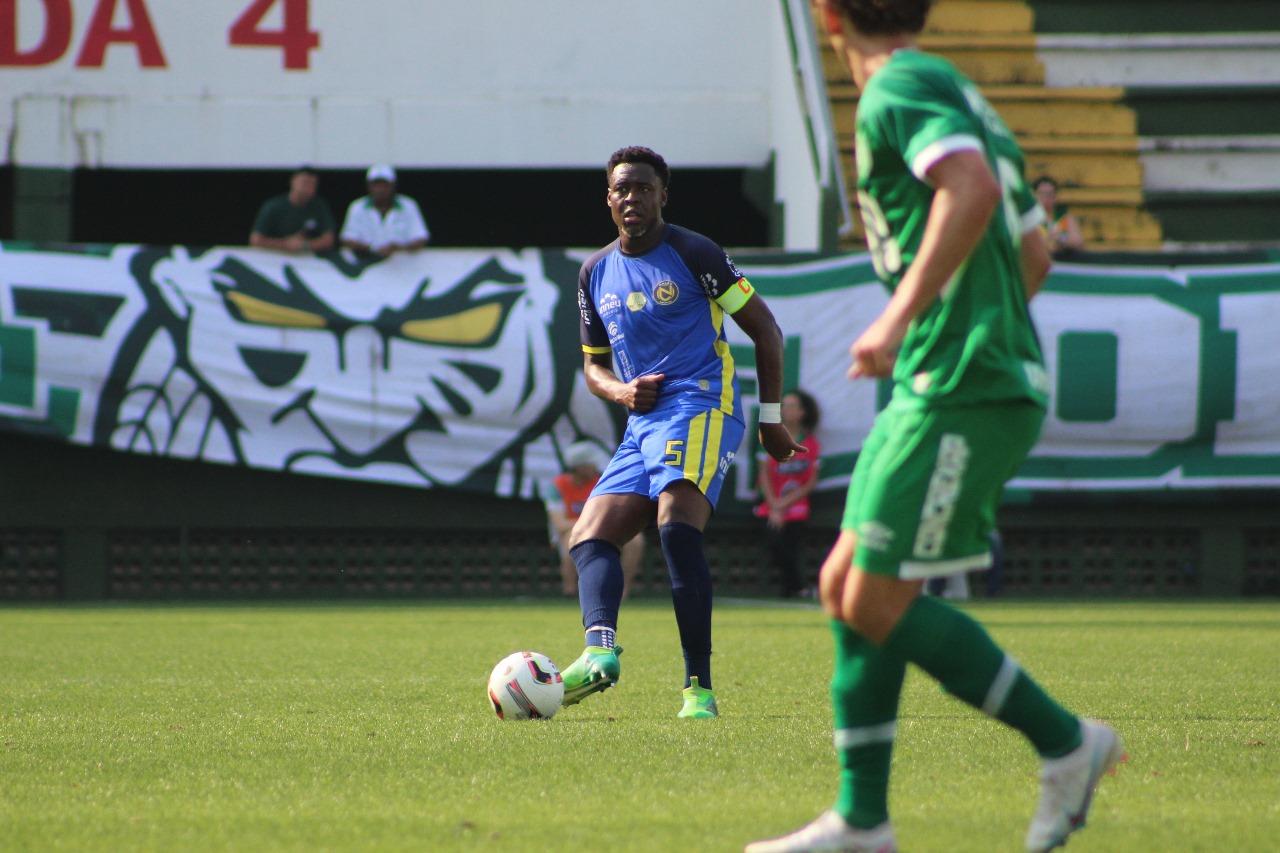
top-left (1, 0), bottom-right (774, 169)
top-left (0, 0), bottom-right (830, 248)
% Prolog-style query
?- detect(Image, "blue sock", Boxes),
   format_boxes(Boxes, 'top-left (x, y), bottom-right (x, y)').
top-left (571, 539), bottom-right (624, 645)
top-left (585, 626), bottom-right (616, 650)
top-left (659, 521), bottom-right (713, 690)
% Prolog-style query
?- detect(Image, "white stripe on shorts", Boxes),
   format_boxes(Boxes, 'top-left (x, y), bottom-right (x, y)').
top-left (982, 654), bottom-right (1021, 716)
top-left (899, 551), bottom-right (992, 580)
top-left (834, 721), bottom-right (897, 750)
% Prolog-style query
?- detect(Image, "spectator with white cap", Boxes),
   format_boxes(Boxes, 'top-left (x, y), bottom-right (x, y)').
top-left (340, 164), bottom-right (430, 257)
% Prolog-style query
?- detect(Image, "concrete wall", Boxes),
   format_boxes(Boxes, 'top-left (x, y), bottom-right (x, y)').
top-left (0, 1), bottom-right (834, 249)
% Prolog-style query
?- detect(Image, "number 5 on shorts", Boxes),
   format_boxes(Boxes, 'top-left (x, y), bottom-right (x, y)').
top-left (664, 440), bottom-right (684, 467)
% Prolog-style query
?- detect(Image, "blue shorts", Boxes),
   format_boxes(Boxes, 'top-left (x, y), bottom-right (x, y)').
top-left (592, 403), bottom-right (746, 507)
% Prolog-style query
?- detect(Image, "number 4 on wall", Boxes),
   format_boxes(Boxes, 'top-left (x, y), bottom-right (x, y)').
top-left (228, 0), bottom-right (318, 70)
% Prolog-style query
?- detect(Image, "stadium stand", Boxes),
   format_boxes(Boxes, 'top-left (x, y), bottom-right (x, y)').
top-left (1032, 0), bottom-right (1280, 248)
top-left (823, 0), bottom-right (1162, 251)
top-left (821, 0), bottom-right (1280, 251)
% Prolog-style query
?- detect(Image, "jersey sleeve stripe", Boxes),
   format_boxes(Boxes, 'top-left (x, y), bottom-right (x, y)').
top-left (710, 305), bottom-right (736, 415)
top-left (713, 277), bottom-right (755, 315)
top-left (715, 338), bottom-right (735, 414)
top-left (581, 344), bottom-right (612, 354)
top-left (1020, 204), bottom-right (1047, 234)
top-left (910, 134), bottom-right (983, 182)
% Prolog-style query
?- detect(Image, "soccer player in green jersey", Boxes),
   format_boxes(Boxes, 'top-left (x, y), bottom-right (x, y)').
top-left (746, 3), bottom-right (1122, 852)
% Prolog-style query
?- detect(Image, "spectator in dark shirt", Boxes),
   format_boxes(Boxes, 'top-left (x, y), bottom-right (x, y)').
top-left (249, 167), bottom-right (336, 254)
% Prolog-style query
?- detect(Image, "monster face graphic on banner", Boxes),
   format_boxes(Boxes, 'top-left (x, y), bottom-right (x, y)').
top-left (109, 247), bottom-right (569, 490)
top-left (0, 244), bottom-right (608, 498)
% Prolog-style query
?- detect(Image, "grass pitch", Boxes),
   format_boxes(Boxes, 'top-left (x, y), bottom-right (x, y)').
top-left (2, 599), bottom-right (1277, 852)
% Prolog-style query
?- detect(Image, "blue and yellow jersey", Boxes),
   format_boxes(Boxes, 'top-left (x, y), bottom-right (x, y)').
top-left (578, 224), bottom-right (754, 420)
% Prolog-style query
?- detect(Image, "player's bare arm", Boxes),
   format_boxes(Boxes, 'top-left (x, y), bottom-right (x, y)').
top-left (581, 351), bottom-right (664, 413)
top-left (850, 149), bottom-right (1001, 379)
top-left (1021, 223), bottom-right (1052, 301)
top-left (731, 296), bottom-right (806, 461)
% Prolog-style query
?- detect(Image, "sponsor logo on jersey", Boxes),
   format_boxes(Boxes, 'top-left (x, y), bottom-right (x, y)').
top-left (858, 521), bottom-right (895, 552)
top-left (1023, 361), bottom-right (1049, 395)
top-left (607, 321), bottom-right (620, 339)
top-left (962, 84), bottom-right (1014, 140)
top-left (912, 372), bottom-right (933, 394)
top-left (699, 272), bottom-right (718, 297)
top-left (578, 288), bottom-right (593, 326)
top-left (653, 281), bottom-right (679, 305)
top-left (598, 292), bottom-right (621, 317)
top-left (626, 292), bottom-right (647, 312)
top-left (778, 456), bottom-right (810, 475)
top-left (724, 253), bottom-right (744, 280)
top-left (856, 133), bottom-right (873, 181)
top-left (617, 349), bottom-right (635, 380)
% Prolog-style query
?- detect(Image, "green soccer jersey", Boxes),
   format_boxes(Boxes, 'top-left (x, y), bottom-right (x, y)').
top-left (855, 48), bottom-right (1048, 408)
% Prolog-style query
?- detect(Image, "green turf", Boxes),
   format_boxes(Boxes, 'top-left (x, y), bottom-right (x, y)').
top-left (1, 600), bottom-right (1277, 851)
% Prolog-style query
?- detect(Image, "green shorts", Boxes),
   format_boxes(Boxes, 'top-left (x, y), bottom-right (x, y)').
top-left (842, 401), bottom-right (1044, 579)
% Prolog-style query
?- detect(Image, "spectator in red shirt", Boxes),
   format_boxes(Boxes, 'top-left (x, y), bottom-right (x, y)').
top-left (542, 441), bottom-right (645, 598)
top-left (754, 390), bottom-right (822, 597)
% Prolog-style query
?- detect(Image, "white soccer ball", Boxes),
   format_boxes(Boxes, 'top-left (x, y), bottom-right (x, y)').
top-left (487, 651), bottom-right (564, 720)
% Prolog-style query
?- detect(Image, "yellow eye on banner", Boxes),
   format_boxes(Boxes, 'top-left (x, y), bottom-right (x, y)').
top-left (401, 303), bottom-right (503, 345)
top-left (226, 291), bottom-right (326, 328)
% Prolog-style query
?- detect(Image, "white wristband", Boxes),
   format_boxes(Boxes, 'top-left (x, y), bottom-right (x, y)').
top-left (758, 402), bottom-right (781, 424)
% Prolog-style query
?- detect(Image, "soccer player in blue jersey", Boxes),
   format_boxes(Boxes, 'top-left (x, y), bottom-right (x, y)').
top-left (561, 145), bottom-right (805, 718)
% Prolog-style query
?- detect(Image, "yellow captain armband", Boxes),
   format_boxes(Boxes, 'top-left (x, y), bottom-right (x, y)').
top-left (714, 277), bottom-right (755, 314)
top-left (581, 344), bottom-right (612, 355)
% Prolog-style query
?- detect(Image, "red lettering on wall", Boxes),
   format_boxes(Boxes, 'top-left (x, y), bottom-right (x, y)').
top-left (75, 0), bottom-right (166, 68)
top-left (0, 0), bottom-right (72, 66)
top-left (229, 0), bottom-right (318, 70)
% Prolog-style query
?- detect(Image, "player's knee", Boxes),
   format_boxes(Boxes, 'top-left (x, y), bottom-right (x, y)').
top-left (567, 509), bottom-right (615, 550)
top-left (656, 479), bottom-right (711, 529)
top-left (566, 528), bottom-right (586, 551)
top-left (846, 596), bottom-right (886, 640)
top-left (845, 578), bottom-right (922, 644)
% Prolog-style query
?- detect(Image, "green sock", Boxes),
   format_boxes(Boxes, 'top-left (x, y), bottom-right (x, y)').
top-left (830, 620), bottom-right (906, 828)
top-left (883, 595), bottom-right (1081, 758)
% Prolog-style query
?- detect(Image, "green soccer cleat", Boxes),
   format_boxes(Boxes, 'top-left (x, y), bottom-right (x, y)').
top-left (560, 645), bottom-right (622, 706)
top-left (677, 677), bottom-right (719, 719)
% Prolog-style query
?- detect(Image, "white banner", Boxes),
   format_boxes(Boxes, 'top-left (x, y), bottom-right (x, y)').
top-left (1, 244), bottom-right (1278, 506)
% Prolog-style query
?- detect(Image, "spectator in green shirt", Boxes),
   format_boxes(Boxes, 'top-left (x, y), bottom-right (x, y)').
top-left (249, 167), bottom-right (336, 254)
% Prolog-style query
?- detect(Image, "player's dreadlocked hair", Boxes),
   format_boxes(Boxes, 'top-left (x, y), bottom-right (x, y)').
top-left (607, 146), bottom-right (671, 188)
top-left (829, 0), bottom-right (933, 35)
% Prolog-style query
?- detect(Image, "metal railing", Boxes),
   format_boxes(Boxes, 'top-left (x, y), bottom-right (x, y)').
top-left (780, 0), bottom-right (855, 240)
